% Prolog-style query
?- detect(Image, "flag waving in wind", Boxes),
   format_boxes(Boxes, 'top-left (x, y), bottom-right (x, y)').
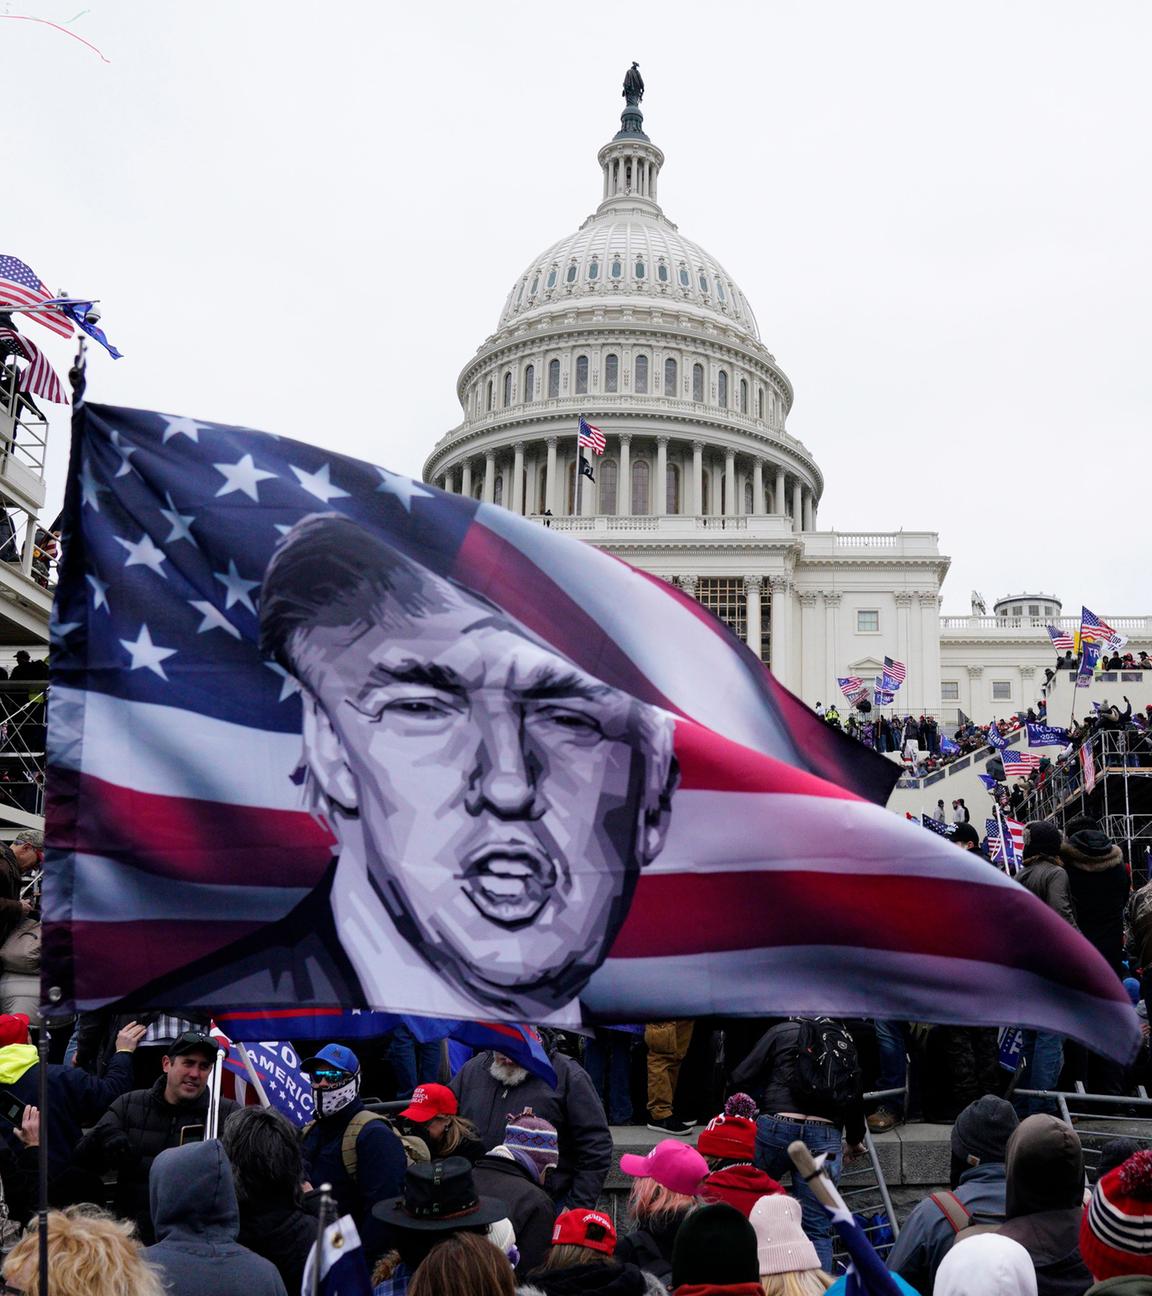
top-left (42, 403), bottom-right (1140, 1064)
top-left (577, 416), bottom-right (606, 455)
top-left (1047, 624), bottom-right (1075, 652)
top-left (0, 254), bottom-right (74, 338)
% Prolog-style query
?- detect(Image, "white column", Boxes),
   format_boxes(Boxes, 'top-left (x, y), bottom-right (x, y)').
top-left (823, 591), bottom-right (842, 705)
top-left (461, 460), bottom-right (473, 497)
top-left (774, 465), bottom-right (786, 515)
top-left (692, 441), bottom-right (704, 516)
top-left (745, 575), bottom-right (763, 659)
top-left (753, 458), bottom-right (764, 515)
top-left (445, 469), bottom-right (458, 494)
top-left (725, 449), bottom-right (736, 516)
top-left (511, 442), bottom-right (525, 515)
top-left (619, 434), bottom-right (632, 515)
top-left (919, 591), bottom-right (943, 719)
top-left (483, 453), bottom-right (495, 504)
top-left (544, 437), bottom-right (558, 514)
top-left (769, 575), bottom-right (792, 687)
top-left (791, 479), bottom-right (803, 533)
top-left (656, 437), bottom-right (668, 515)
top-left (895, 592), bottom-right (913, 689)
top-left (803, 491), bottom-right (815, 531)
top-left (709, 457), bottom-right (722, 514)
top-left (799, 591), bottom-right (820, 703)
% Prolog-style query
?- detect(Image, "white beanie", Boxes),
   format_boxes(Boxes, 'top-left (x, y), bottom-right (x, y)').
top-left (935, 1233), bottom-right (1037, 1296)
top-left (749, 1194), bottom-right (820, 1276)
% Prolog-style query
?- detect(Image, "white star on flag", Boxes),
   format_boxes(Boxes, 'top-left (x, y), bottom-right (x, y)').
top-left (189, 601), bottom-right (241, 639)
top-left (376, 467), bottom-right (432, 512)
top-left (86, 573), bottom-right (110, 612)
top-left (51, 621), bottom-right (81, 641)
top-left (291, 463), bottom-right (350, 504)
top-left (213, 454), bottom-right (277, 501)
top-left (120, 624), bottom-right (177, 680)
top-left (79, 458), bottom-right (102, 511)
top-left (213, 559), bottom-right (260, 613)
top-left (160, 414), bottom-right (210, 444)
top-left (110, 430), bottom-right (138, 479)
top-left (159, 493), bottom-right (197, 545)
top-left (115, 533), bottom-right (168, 578)
top-left (265, 661), bottom-right (302, 702)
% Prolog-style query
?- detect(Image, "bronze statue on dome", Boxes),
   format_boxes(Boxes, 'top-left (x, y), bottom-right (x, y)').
top-left (623, 62), bottom-right (644, 106)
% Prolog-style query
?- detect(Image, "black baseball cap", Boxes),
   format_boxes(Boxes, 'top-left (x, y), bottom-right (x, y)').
top-left (168, 1030), bottom-right (222, 1062)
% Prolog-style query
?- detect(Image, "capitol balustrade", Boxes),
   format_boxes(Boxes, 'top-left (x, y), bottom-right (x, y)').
top-left (529, 512), bottom-right (796, 539)
top-left (941, 614), bottom-right (1152, 634)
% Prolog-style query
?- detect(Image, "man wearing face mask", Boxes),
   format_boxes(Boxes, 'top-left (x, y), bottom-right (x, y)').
top-left (300, 1044), bottom-right (406, 1263)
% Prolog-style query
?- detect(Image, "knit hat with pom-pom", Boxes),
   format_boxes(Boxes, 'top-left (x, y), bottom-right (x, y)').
top-left (1081, 1149), bottom-right (1152, 1281)
top-left (696, 1093), bottom-right (761, 1161)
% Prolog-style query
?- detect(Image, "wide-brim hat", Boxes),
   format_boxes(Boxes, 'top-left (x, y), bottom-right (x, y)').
top-left (372, 1155), bottom-right (508, 1232)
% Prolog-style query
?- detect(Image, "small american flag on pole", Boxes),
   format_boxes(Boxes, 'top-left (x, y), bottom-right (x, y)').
top-left (577, 416), bottom-right (606, 456)
top-left (0, 328), bottom-right (68, 404)
top-left (0, 254), bottom-right (74, 338)
top-left (1047, 624), bottom-right (1075, 652)
top-left (1001, 749), bottom-right (1042, 778)
top-left (883, 655), bottom-right (906, 685)
top-left (1079, 606), bottom-right (1116, 646)
top-left (837, 676), bottom-right (866, 704)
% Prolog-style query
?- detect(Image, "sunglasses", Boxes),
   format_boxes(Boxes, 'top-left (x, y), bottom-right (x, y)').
top-left (310, 1068), bottom-right (351, 1082)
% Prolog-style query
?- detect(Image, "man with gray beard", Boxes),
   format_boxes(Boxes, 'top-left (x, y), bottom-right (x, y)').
top-left (449, 1046), bottom-right (611, 1208)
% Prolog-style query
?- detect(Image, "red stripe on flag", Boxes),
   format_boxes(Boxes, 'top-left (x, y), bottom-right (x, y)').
top-left (672, 718), bottom-right (857, 799)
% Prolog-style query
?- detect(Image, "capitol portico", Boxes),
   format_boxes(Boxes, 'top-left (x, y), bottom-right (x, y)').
top-left (422, 75), bottom-right (1149, 722)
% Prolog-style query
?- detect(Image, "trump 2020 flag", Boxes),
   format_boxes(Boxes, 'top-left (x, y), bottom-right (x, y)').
top-left (221, 1040), bottom-right (315, 1126)
top-left (42, 403), bottom-right (1140, 1061)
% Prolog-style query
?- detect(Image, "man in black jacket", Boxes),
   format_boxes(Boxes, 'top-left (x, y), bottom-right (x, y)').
top-left (74, 1028), bottom-right (236, 1242)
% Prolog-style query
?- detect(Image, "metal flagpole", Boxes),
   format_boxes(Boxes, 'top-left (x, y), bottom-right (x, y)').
top-left (310, 1184), bottom-right (335, 1296)
top-left (573, 417), bottom-right (582, 518)
top-left (236, 1042), bottom-right (273, 1108)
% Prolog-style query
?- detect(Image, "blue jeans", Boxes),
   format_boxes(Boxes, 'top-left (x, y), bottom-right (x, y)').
top-left (754, 1115), bottom-right (843, 1272)
top-left (1015, 1030), bottom-right (1064, 1117)
top-left (873, 1020), bottom-right (907, 1117)
top-left (583, 1029), bottom-right (634, 1125)
top-left (388, 1026), bottom-right (443, 1098)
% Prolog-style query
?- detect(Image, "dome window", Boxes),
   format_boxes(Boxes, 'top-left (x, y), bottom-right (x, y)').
top-left (546, 267), bottom-right (557, 289)
top-left (634, 354), bottom-right (649, 393)
top-left (664, 357), bottom-right (678, 394)
top-left (631, 460), bottom-right (650, 514)
top-left (757, 387), bottom-right (764, 419)
top-left (666, 463), bottom-right (681, 514)
top-left (503, 371), bottom-right (513, 406)
top-left (715, 277), bottom-right (727, 302)
top-left (657, 261), bottom-right (669, 283)
top-left (739, 378), bottom-right (748, 413)
top-left (605, 353), bottom-right (619, 393)
top-left (486, 379), bottom-right (494, 412)
top-left (697, 270), bottom-right (709, 294)
top-left (566, 262), bottom-right (578, 284)
top-left (718, 369), bottom-right (728, 408)
top-left (678, 265), bottom-right (690, 287)
top-left (600, 459), bottom-right (619, 515)
top-left (516, 280), bottom-right (527, 306)
top-left (493, 474), bottom-right (504, 507)
top-left (524, 363), bottom-right (535, 402)
top-left (548, 358), bottom-right (560, 398)
top-left (588, 259), bottom-right (599, 281)
top-left (610, 258), bottom-right (623, 280)
top-left (530, 274), bottom-right (539, 295)
top-left (692, 363), bottom-right (704, 402)
top-left (635, 259), bottom-right (645, 279)
top-left (575, 355), bottom-right (589, 395)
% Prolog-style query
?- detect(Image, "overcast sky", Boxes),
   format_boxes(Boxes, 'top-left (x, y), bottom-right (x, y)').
top-left (7, 0), bottom-right (1149, 614)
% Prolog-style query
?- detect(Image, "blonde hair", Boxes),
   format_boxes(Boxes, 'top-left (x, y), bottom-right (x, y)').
top-left (627, 1175), bottom-right (699, 1223)
top-left (760, 1271), bottom-right (835, 1295)
top-left (432, 1112), bottom-right (480, 1156)
top-left (543, 1243), bottom-right (614, 1270)
top-left (3, 1207), bottom-right (166, 1296)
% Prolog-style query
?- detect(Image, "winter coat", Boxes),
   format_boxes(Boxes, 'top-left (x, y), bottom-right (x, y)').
top-left (934, 1232), bottom-right (1038, 1296)
top-left (145, 1141), bottom-right (286, 1296)
top-left (236, 1196), bottom-right (318, 1295)
top-left (1016, 856), bottom-right (1079, 930)
top-left (1127, 882), bottom-right (1152, 969)
top-left (887, 1162), bottom-right (1008, 1294)
top-left (472, 1148), bottom-right (556, 1275)
top-left (1062, 835), bottom-right (1129, 974)
top-left (519, 1261), bottom-right (668, 1295)
top-left (301, 1098), bottom-right (406, 1264)
top-left (1086, 1278), bottom-right (1152, 1294)
top-left (0, 848), bottom-right (25, 941)
top-left (614, 1210), bottom-right (689, 1285)
top-left (449, 1051), bottom-right (612, 1207)
top-left (73, 1075), bottom-right (239, 1242)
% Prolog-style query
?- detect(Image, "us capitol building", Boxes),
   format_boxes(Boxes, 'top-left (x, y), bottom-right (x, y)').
top-left (423, 71), bottom-right (1151, 723)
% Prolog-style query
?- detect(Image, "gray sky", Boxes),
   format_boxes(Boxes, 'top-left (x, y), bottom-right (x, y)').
top-left (8, 0), bottom-right (1149, 614)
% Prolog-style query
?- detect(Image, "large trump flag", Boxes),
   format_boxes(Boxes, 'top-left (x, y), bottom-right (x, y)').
top-left (44, 402), bottom-right (1139, 1061)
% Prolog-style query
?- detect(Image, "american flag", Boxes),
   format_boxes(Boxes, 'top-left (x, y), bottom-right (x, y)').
top-left (577, 415), bottom-right (606, 455)
top-left (883, 655), bottom-right (906, 685)
top-left (810, 1157), bottom-right (905, 1295)
top-left (1002, 750), bottom-right (1042, 777)
top-left (1047, 624), bottom-right (1075, 652)
top-left (0, 328), bottom-right (67, 404)
top-left (921, 815), bottom-right (954, 838)
top-left (1080, 606), bottom-right (1116, 646)
top-left (985, 817), bottom-right (1023, 872)
top-left (40, 401), bottom-right (1141, 1066)
top-left (0, 255), bottom-right (74, 338)
top-left (837, 676), bottom-right (866, 704)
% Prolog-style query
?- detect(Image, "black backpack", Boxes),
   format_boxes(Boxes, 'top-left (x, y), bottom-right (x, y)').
top-left (792, 1018), bottom-right (860, 1108)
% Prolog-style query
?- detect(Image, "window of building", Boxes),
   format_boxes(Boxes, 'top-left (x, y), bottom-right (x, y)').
top-left (530, 275), bottom-right (539, 295)
top-left (701, 468), bottom-right (711, 512)
top-left (666, 463), bottom-right (680, 514)
top-left (857, 609), bottom-right (880, 633)
top-left (588, 258), bottom-right (599, 280)
top-left (757, 387), bottom-right (764, 419)
top-left (547, 358), bottom-right (560, 398)
top-left (605, 353), bottom-right (619, 393)
top-left (992, 680), bottom-right (1012, 701)
top-left (635, 259), bottom-right (645, 279)
top-left (600, 458), bottom-right (618, 515)
top-left (692, 363), bottom-right (704, 402)
top-left (610, 257), bottom-right (622, 279)
top-left (486, 379), bottom-right (493, 412)
top-left (664, 356), bottom-right (678, 394)
top-left (575, 355), bottom-right (589, 395)
top-left (941, 682), bottom-right (960, 701)
top-left (697, 577), bottom-right (746, 640)
top-left (493, 474), bottom-right (504, 507)
top-left (1011, 605), bottom-right (1022, 616)
top-left (634, 354), bottom-right (649, 393)
top-left (715, 277), bottom-right (726, 301)
top-left (743, 480), bottom-right (753, 513)
top-left (1044, 604), bottom-right (1054, 616)
top-left (679, 264), bottom-right (690, 287)
top-left (516, 280), bottom-right (526, 306)
top-left (740, 379), bottom-right (749, 414)
top-left (631, 459), bottom-right (650, 514)
top-left (697, 270), bottom-right (709, 293)
top-left (718, 370), bottom-right (728, 408)
top-left (546, 267), bottom-right (557, 289)
top-left (657, 261), bottom-right (669, 283)
top-left (523, 364), bottom-right (534, 402)
top-left (1028, 604), bottom-right (1040, 616)
top-left (566, 262), bottom-right (577, 283)
top-left (503, 371), bottom-right (512, 406)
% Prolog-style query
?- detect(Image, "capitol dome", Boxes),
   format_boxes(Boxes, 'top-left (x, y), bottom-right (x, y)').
top-left (424, 80), bottom-right (822, 538)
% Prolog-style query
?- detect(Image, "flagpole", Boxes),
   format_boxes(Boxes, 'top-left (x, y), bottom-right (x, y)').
top-left (236, 1042), bottom-right (273, 1109)
top-left (573, 417), bottom-right (582, 519)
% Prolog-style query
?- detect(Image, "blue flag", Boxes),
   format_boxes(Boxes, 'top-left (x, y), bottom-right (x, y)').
top-left (221, 1040), bottom-right (314, 1125)
top-left (998, 1026), bottom-right (1025, 1072)
top-left (879, 671), bottom-right (900, 693)
top-left (55, 300), bottom-right (122, 358)
top-left (978, 773), bottom-right (998, 791)
top-left (986, 724), bottom-right (1008, 751)
top-left (302, 1215), bottom-right (373, 1296)
top-left (1077, 642), bottom-right (1101, 687)
top-left (1027, 723), bottom-right (1071, 748)
top-left (939, 734), bottom-right (959, 755)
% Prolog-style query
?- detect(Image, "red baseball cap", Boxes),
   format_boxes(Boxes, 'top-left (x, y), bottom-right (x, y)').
top-left (400, 1083), bottom-right (458, 1123)
top-left (0, 1014), bottom-right (30, 1048)
top-left (552, 1208), bottom-right (617, 1255)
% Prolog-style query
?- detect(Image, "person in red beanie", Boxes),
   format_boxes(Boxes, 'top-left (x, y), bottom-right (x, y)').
top-left (1081, 1149), bottom-right (1152, 1284)
top-left (695, 1095), bottom-right (784, 1218)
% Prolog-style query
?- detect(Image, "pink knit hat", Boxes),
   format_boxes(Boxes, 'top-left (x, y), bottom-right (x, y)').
top-left (619, 1139), bottom-right (708, 1196)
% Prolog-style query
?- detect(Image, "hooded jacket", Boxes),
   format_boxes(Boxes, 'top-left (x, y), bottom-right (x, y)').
top-left (1016, 855), bottom-right (1079, 930)
top-left (472, 1146), bottom-right (556, 1275)
top-left (934, 1232), bottom-right (1038, 1295)
top-left (518, 1261), bottom-right (668, 1295)
top-left (997, 1115), bottom-right (1092, 1296)
top-left (1062, 834), bottom-right (1129, 973)
top-left (144, 1141), bottom-right (287, 1296)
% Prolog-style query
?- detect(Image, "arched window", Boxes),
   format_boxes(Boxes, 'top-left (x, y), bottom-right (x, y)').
top-left (692, 363), bottom-right (704, 402)
top-left (546, 267), bottom-right (557, 289)
top-left (548, 358), bottom-right (560, 398)
top-left (588, 258), bottom-right (599, 281)
top-left (757, 387), bottom-right (764, 419)
top-left (503, 371), bottom-right (512, 406)
top-left (666, 463), bottom-right (681, 514)
top-left (718, 370), bottom-right (728, 408)
top-left (635, 259), bottom-right (645, 279)
top-left (739, 378), bottom-right (748, 413)
top-left (701, 468), bottom-right (711, 513)
top-left (516, 280), bottom-right (526, 306)
top-left (631, 460), bottom-right (650, 514)
top-left (493, 474), bottom-right (504, 507)
top-left (566, 262), bottom-right (577, 283)
top-left (605, 353), bottom-right (619, 393)
top-left (678, 265), bottom-right (690, 287)
top-left (634, 354), bottom-right (649, 393)
top-left (610, 257), bottom-right (623, 280)
top-left (486, 379), bottom-right (493, 412)
top-left (530, 274), bottom-right (539, 295)
top-left (575, 355), bottom-right (589, 395)
top-left (657, 260), bottom-right (669, 283)
top-left (715, 277), bottom-right (727, 302)
top-left (523, 364), bottom-right (535, 402)
top-left (600, 458), bottom-right (618, 515)
top-left (698, 270), bottom-right (709, 293)
top-left (744, 480), bottom-right (753, 513)
top-left (664, 356), bottom-right (678, 394)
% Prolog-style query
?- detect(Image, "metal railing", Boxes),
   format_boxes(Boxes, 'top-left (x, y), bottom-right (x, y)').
top-left (0, 681), bottom-right (48, 827)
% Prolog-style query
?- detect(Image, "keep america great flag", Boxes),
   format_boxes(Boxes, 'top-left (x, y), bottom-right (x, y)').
top-left (43, 401), bottom-right (1139, 1061)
